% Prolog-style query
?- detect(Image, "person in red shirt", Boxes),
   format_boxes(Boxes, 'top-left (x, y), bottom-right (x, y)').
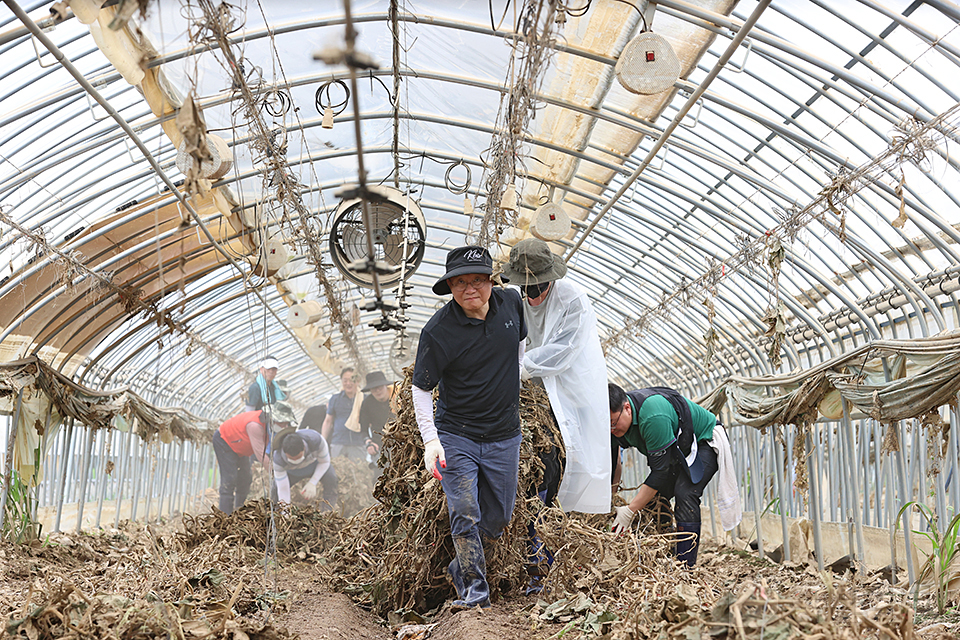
top-left (213, 401), bottom-right (295, 513)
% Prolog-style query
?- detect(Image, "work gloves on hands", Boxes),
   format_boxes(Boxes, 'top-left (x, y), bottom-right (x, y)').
top-left (611, 505), bottom-right (637, 534)
top-left (301, 482), bottom-right (318, 501)
top-left (423, 438), bottom-right (446, 480)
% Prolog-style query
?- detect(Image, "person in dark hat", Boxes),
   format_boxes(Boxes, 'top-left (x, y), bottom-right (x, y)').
top-left (271, 426), bottom-right (338, 511)
top-left (213, 400), bottom-right (296, 514)
top-left (412, 245), bottom-right (526, 610)
top-left (359, 370), bottom-right (395, 470)
top-left (500, 237), bottom-right (611, 593)
top-left (608, 383), bottom-right (725, 567)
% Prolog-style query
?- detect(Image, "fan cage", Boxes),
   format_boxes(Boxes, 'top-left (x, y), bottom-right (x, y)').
top-left (329, 189), bottom-right (427, 289)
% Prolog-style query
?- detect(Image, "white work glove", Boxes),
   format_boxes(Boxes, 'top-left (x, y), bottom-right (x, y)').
top-left (301, 482), bottom-right (318, 501)
top-left (423, 438), bottom-right (446, 480)
top-left (520, 365), bottom-right (532, 382)
top-left (611, 505), bottom-right (637, 534)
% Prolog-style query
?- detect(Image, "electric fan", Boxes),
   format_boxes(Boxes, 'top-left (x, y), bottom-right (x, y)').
top-left (329, 185), bottom-right (427, 289)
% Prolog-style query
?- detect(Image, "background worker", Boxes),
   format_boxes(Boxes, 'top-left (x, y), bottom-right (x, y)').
top-left (245, 356), bottom-right (284, 411)
top-left (608, 383), bottom-right (739, 567)
top-left (321, 366), bottom-right (366, 460)
top-left (213, 400), bottom-right (296, 514)
top-left (412, 245), bottom-right (525, 610)
top-left (501, 238), bottom-right (610, 514)
top-left (271, 427), bottom-right (338, 511)
top-left (359, 370), bottom-right (395, 471)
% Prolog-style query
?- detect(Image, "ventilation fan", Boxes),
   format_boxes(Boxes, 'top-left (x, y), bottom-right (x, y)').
top-left (329, 185), bottom-right (427, 289)
top-left (389, 330), bottom-right (419, 379)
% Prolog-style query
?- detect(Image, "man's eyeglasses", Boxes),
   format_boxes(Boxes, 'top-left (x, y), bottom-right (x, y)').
top-left (610, 404), bottom-right (625, 431)
top-left (450, 275), bottom-right (491, 292)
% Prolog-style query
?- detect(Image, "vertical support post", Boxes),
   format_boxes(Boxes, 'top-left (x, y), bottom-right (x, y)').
top-left (806, 428), bottom-right (824, 571)
top-left (94, 429), bottom-right (109, 528)
top-left (771, 427), bottom-right (791, 562)
top-left (948, 405), bottom-right (960, 515)
top-left (156, 443), bottom-right (171, 521)
top-left (827, 424), bottom-right (837, 522)
top-left (145, 442), bottom-right (158, 522)
top-left (0, 389), bottom-right (25, 534)
top-left (857, 420), bottom-right (879, 527)
top-left (894, 420), bottom-right (916, 583)
top-left (886, 442), bottom-right (898, 582)
top-left (130, 438), bottom-right (145, 522)
top-left (53, 418), bottom-right (75, 533)
top-left (74, 426), bottom-right (95, 533)
top-left (747, 428), bottom-right (765, 558)
top-left (114, 429), bottom-right (132, 528)
top-left (841, 400), bottom-right (866, 573)
top-left (171, 441), bottom-right (185, 516)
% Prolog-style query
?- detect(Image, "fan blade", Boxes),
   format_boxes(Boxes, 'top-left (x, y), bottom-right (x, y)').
top-left (340, 223), bottom-right (368, 262)
top-left (381, 234), bottom-right (408, 266)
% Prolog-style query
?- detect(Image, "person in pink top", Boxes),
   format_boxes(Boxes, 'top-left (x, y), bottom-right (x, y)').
top-left (213, 401), bottom-right (295, 513)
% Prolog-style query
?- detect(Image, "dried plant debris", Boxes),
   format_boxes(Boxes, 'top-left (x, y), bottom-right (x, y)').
top-left (314, 373), bottom-right (563, 615)
top-left (4, 372), bottom-right (960, 639)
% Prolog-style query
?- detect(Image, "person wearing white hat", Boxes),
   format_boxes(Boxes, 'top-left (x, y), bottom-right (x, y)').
top-left (244, 356), bottom-right (285, 412)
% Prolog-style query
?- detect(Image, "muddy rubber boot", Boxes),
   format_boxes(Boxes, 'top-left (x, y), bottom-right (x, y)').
top-left (450, 534), bottom-right (490, 610)
top-left (675, 521), bottom-right (701, 568)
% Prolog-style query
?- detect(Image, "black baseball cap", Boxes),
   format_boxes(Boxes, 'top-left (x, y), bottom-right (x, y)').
top-left (433, 246), bottom-right (506, 295)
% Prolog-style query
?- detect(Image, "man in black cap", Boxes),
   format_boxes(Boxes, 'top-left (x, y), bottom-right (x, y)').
top-left (412, 245), bottom-right (526, 610)
top-left (608, 383), bottom-right (721, 567)
top-left (359, 370), bottom-right (395, 470)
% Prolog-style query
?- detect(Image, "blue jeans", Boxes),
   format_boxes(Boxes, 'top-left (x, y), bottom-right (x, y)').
top-left (213, 430), bottom-right (251, 514)
top-left (438, 431), bottom-right (522, 540)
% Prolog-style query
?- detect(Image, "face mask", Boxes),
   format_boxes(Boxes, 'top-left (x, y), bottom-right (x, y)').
top-left (523, 281), bottom-right (550, 299)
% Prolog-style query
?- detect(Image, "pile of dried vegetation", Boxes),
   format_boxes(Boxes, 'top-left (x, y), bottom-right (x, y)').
top-left (3, 515), bottom-right (302, 640)
top-left (315, 373), bottom-right (564, 615)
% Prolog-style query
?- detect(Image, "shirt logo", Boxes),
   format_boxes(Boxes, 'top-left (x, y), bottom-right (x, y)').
top-left (464, 248), bottom-right (485, 262)
top-left (504, 320), bottom-right (515, 329)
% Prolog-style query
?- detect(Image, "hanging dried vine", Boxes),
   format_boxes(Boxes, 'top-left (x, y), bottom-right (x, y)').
top-left (186, 0), bottom-right (365, 370)
top-left (602, 101), bottom-right (960, 357)
top-left (475, 0), bottom-right (557, 247)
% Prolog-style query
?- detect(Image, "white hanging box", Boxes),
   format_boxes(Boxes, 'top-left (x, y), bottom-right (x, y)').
top-left (615, 31), bottom-right (681, 95)
top-left (287, 300), bottom-right (324, 328)
top-left (531, 202), bottom-right (571, 241)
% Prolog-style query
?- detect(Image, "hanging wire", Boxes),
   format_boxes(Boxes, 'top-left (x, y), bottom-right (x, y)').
top-left (261, 88), bottom-right (291, 118)
top-left (444, 160), bottom-right (472, 195)
top-left (315, 79), bottom-right (351, 116)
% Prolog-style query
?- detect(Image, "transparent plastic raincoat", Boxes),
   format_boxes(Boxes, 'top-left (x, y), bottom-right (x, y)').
top-left (523, 279), bottom-right (611, 513)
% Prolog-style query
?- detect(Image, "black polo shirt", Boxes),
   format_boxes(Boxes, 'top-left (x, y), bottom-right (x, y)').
top-left (413, 287), bottom-right (526, 442)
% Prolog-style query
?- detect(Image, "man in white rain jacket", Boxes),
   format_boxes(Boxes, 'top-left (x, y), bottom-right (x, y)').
top-left (501, 238), bottom-right (610, 513)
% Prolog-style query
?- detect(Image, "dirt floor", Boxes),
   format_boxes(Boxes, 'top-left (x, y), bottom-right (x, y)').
top-left (2, 510), bottom-right (958, 640)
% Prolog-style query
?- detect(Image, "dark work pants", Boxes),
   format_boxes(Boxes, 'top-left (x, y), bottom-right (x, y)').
top-left (660, 443), bottom-right (720, 523)
top-left (213, 430), bottom-right (252, 514)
